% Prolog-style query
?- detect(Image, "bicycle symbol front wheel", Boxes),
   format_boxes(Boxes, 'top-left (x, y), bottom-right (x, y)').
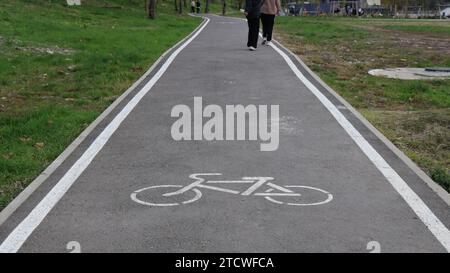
top-left (131, 185), bottom-right (202, 207)
top-left (264, 185), bottom-right (333, 206)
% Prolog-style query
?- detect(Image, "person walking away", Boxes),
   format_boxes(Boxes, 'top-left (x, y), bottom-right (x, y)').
top-left (191, 0), bottom-right (196, 13)
top-left (196, 0), bottom-right (201, 13)
top-left (260, 0), bottom-right (280, 46)
top-left (244, 0), bottom-right (263, 51)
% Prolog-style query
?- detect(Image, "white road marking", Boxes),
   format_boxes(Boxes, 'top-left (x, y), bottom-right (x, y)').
top-left (240, 177), bottom-right (273, 196)
top-left (269, 41), bottom-right (450, 252)
top-left (196, 184), bottom-right (241, 195)
top-left (266, 182), bottom-right (295, 193)
top-left (265, 197), bottom-right (283, 205)
top-left (0, 18), bottom-right (211, 253)
top-left (207, 180), bottom-right (254, 184)
top-left (262, 185), bottom-right (333, 206)
top-left (131, 185), bottom-right (203, 207)
top-left (255, 193), bottom-right (301, 196)
top-left (130, 174), bottom-right (332, 207)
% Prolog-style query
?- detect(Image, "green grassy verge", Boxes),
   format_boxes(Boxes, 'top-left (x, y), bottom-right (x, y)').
top-left (274, 16), bottom-right (450, 191)
top-left (383, 25), bottom-right (450, 34)
top-left (0, 0), bottom-right (201, 210)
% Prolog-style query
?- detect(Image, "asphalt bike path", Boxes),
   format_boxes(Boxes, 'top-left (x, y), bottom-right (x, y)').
top-left (0, 15), bottom-right (449, 253)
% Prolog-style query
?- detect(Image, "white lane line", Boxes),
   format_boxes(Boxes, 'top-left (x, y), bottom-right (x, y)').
top-left (269, 41), bottom-right (450, 252)
top-left (0, 18), bottom-right (210, 253)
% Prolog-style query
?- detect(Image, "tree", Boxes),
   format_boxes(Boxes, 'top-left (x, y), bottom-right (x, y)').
top-left (382, 0), bottom-right (399, 15)
top-left (205, 0), bottom-right (210, 13)
top-left (147, 0), bottom-right (156, 19)
top-left (236, 0), bottom-right (243, 10)
top-left (222, 0), bottom-right (227, 15)
top-left (179, 0), bottom-right (183, 13)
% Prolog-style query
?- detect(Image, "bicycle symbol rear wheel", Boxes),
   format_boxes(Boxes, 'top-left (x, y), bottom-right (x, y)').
top-left (131, 185), bottom-right (202, 207)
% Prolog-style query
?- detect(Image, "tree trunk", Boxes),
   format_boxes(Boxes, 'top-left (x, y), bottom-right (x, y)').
top-left (205, 0), bottom-right (210, 13)
top-left (405, 0), bottom-right (409, 18)
top-left (222, 0), bottom-right (227, 15)
top-left (174, 0), bottom-right (178, 11)
top-left (148, 0), bottom-right (156, 19)
top-left (179, 0), bottom-right (183, 13)
top-left (395, 4), bottom-right (398, 17)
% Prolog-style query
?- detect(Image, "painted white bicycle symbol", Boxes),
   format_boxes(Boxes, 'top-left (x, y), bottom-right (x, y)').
top-left (131, 173), bottom-right (333, 207)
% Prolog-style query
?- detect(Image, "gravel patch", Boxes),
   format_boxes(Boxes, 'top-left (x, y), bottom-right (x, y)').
top-left (369, 67), bottom-right (450, 80)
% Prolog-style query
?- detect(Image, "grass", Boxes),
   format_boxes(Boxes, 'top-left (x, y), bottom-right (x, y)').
top-left (274, 16), bottom-right (450, 191)
top-left (0, 0), bottom-right (201, 210)
top-left (384, 25), bottom-right (450, 34)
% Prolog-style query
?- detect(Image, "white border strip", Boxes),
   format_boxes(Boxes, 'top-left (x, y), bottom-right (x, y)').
top-left (0, 17), bottom-right (210, 253)
top-left (273, 40), bottom-right (450, 207)
top-left (268, 41), bottom-right (450, 252)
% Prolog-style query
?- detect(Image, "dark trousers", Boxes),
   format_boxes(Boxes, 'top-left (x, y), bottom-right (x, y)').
top-left (191, 7), bottom-right (195, 13)
top-left (246, 16), bottom-right (260, 48)
top-left (261, 13), bottom-right (275, 41)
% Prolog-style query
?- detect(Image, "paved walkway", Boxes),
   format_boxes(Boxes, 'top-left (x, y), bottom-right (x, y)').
top-left (0, 15), bottom-right (449, 253)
